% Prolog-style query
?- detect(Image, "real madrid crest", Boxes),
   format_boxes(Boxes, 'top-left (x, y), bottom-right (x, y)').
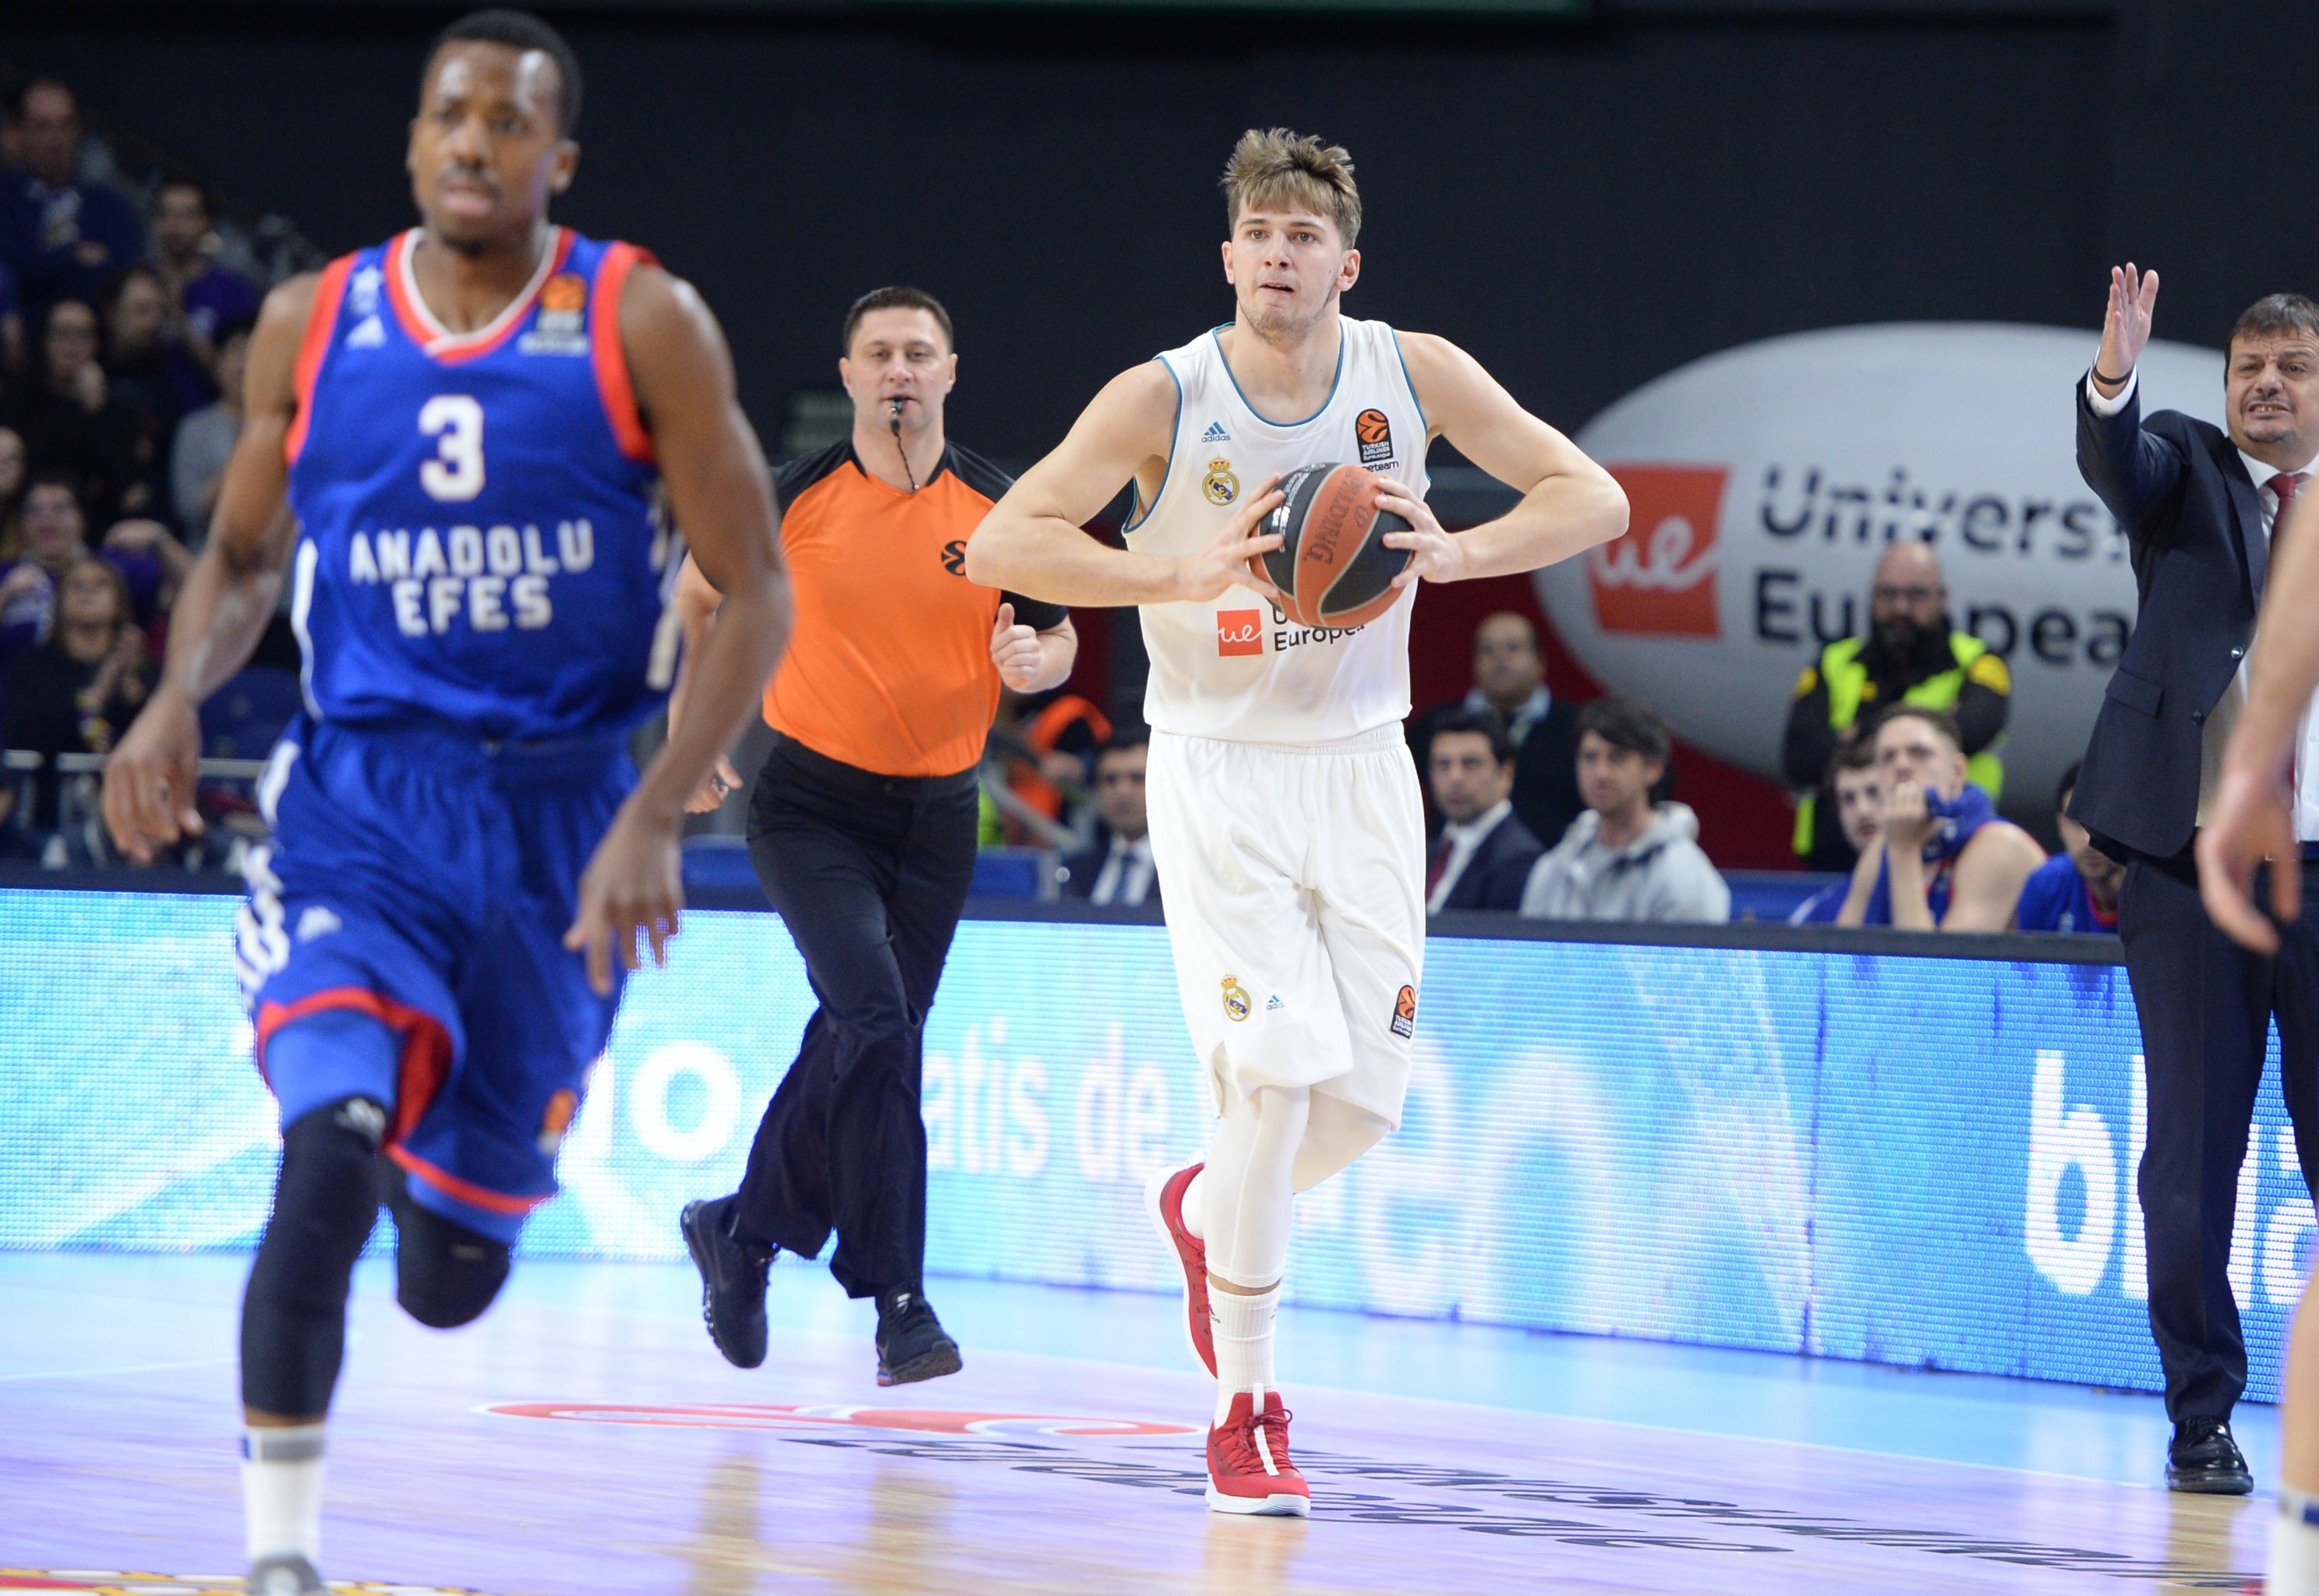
top-left (1221, 974), bottom-right (1252, 1022)
top-left (1202, 457), bottom-right (1239, 507)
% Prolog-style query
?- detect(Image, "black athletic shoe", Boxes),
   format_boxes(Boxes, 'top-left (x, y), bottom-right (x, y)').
top-left (246, 1552), bottom-right (325, 1594)
top-left (875, 1285), bottom-right (962, 1386)
top-left (680, 1195), bottom-right (773, 1370)
top-left (2166, 1418), bottom-right (2253, 1494)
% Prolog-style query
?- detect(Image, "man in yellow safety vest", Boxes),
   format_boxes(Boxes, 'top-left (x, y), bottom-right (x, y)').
top-left (1782, 542), bottom-right (2010, 870)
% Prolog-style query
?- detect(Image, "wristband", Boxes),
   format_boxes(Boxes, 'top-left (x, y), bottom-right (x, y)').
top-left (2093, 365), bottom-right (2133, 387)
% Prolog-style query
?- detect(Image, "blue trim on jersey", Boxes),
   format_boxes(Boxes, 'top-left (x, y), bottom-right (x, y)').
top-left (1207, 321), bottom-right (1346, 429)
top-left (1123, 355), bottom-right (1183, 535)
top-left (287, 231), bottom-right (673, 741)
top-left (1391, 329), bottom-right (1430, 435)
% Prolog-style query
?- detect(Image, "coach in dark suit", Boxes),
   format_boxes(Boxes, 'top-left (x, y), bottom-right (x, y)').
top-left (1056, 727), bottom-right (1161, 909)
top-left (2073, 266), bottom-right (2319, 1493)
top-left (1423, 707), bottom-right (1545, 913)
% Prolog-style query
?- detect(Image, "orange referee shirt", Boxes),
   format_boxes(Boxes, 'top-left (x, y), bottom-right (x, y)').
top-left (762, 440), bottom-right (1068, 779)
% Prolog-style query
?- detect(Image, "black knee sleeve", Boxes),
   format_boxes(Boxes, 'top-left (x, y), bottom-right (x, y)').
top-left (240, 1097), bottom-right (387, 1417)
top-left (391, 1181), bottom-right (511, 1329)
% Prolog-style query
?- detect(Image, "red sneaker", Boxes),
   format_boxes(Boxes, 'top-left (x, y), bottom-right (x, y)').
top-left (1144, 1161), bottom-right (1215, 1376)
top-left (1206, 1389), bottom-right (1308, 1517)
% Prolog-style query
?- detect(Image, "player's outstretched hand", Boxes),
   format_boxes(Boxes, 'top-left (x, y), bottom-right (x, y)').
top-left (2198, 757), bottom-right (2298, 955)
top-left (684, 754), bottom-right (742, 815)
top-left (1377, 486), bottom-right (1469, 589)
top-left (990, 602), bottom-right (1045, 692)
top-left (2097, 263), bottom-right (2159, 387)
top-left (565, 801), bottom-right (685, 996)
top-left (1172, 479), bottom-right (1285, 603)
top-left (101, 683), bottom-right (203, 864)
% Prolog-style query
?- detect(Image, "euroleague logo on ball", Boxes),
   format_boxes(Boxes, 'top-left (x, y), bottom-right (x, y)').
top-left (1588, 464), bottom-right (1726, 639)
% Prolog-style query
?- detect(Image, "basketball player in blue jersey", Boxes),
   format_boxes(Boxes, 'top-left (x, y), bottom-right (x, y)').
top-left (969, 129), bottom-right (1626, 1516)
top-left (98, 12), bottom-right (791, 1592)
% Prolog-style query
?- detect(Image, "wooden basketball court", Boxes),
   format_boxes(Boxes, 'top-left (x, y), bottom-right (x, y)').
top-left (0, 1252), bottom-right (2270, 1594)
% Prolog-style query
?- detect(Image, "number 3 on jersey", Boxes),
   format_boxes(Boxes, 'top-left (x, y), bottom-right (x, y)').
top-left (419, 394), bottom-right (485, 501)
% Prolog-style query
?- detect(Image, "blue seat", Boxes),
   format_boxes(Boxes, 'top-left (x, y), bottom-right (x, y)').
top-left (200, 668), bottom-right (303, 761)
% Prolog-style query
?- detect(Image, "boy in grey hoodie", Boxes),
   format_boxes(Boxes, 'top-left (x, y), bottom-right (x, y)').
top-left (1520, 695), bottom-right (1730, 923)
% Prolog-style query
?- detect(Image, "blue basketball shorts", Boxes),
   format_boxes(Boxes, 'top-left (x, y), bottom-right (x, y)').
top-left (237, 713), bottom-right (633, 1242)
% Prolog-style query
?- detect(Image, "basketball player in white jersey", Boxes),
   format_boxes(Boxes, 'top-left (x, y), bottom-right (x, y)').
top-left (967, 129), bottom-right (1628, 1516)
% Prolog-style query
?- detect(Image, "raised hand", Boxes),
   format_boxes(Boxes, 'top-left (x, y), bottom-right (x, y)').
top-left (2096, 263), bottom-right (2160, 391)
top-left (1172, 478), bottom-right (1285, 603)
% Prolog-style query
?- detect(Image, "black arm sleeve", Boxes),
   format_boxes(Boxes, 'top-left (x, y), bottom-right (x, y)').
top-left (1002, 591), bottom-right (1071, 632)
top-left (1953, 678), bottom-right (2009, 757)
top-left (1782, 669), bottom-right (1839, 789)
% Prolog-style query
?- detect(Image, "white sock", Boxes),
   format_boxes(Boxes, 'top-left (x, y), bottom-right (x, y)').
top-left (1181, 1169), bottom-right (1207, 1241)
top-left (243, 1423), bottom-right (327, 1564)
top-left (2273, 1488), bottom-right (2319, 1595)
top-left (1211, 1282), bottom-right (1279, 1424)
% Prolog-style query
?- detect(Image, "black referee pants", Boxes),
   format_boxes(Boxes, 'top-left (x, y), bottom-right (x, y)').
top-left (732, 733), bottom-right (980, 1298)
top-left (2119, 848), bottom-right (2319, 1424)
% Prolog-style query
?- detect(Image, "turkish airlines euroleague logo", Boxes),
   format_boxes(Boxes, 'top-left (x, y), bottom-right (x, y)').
top-left (1217, 608), bottom-right (1264, 657)
top-left (1589, 464), bottom-right (1726, 638)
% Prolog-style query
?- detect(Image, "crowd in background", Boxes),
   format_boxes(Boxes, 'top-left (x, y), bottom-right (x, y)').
top-left (0, 74), bottom-right (2112, 933)
top-left (0, 76), bottom-right (276, 865)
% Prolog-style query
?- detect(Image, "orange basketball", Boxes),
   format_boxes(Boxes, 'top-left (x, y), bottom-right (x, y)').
top-left (1250, 462), bottom-right (1412, 629)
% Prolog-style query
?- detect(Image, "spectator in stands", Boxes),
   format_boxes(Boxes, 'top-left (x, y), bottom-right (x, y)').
top-left (992, 683), bottom-right (1109, 843)
top-left (0, 81), bottom-right (144, 319)
top-left (171, 316), bottom-right (249, 539)
top-left (2015, 761), bottom-right (2123, 934)
top-left (0, 425), bottom-right (25, 553)
top-left (6, 298), bottom-right (161, 521)
top-left (102, 265), bottom-right (185, 450)
top-left (1834, 705), bottom-right (2044, 931)
top-left (147, 175), bottom-right (260, 413)
top-left (1520, 695), bottom-right (1728, 923)
top-left (1790, 737), bottom-right (1882, 924)
top-left (1424, 707), bottom-right (1543, 913)
top-left (1, 475), bottom-right (173, 668)
top-left (97, 516), bottom-right (193, 641)
top-left (1058, 728), bottom-right (1159, 908)
top-left (1, 554), bottom-right (150, 839)
top-left (1783, 542), bottom-right (2010, 870)
top-left (1409, 611), bottom-right (1582, 847)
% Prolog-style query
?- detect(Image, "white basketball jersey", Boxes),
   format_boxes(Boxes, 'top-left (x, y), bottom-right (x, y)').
top-left (1127, 318), bottom-right (1430, 746)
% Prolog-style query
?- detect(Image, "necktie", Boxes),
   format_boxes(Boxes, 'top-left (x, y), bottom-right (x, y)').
top-left (2269, 473), bottom-right (2308, 824)
top-left (2270, 471), bottom-right (2305, 517)
top-left (1425, 834), bottom-right (1455, 897)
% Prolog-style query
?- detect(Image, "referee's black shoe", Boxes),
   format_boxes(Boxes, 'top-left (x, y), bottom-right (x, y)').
top-left (2165, 1418), bottom-right (2253, 1494)
top-left (681, 1195), bottom-right (774, 1370)
top-left (875, 1285), bottom-right (962, 1386)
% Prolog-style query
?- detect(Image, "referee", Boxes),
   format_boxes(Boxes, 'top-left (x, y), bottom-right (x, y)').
top-left (672, 287), bottom-right (1075, 1384)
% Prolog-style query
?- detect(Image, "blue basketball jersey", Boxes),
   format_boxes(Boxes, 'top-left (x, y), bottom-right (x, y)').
top-left (285, 228), bottom-right (679, 739)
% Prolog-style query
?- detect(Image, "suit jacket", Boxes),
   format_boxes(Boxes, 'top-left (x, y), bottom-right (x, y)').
top-left (1058, 838), bottom-right (1162, 908)
top-left (1433, 809), bottom-right (1547, 913)
top-left (2071, 379), bottom-right (2268, 861)
top-left (1407, 695), bottom-right (1585, 849)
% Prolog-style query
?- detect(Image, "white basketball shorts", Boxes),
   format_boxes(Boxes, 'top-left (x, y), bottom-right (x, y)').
top-left (1144, 725), bottom-right (1426, 1127)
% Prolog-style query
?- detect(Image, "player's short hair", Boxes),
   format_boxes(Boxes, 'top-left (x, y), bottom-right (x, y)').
top-left (1429, 706), bottom-right (1514, 768)
top-left (1829, 733), bottom-right (1879, 782)
top-left (2056, 759), bottom-right (2081, 812)
top-left (430, 9), bottom-right (584, 136)
top-left (1097, 725), bottom-right (1150, 761)
top-left (154, 172), bottom-right (215, 215)
top-left (1221, 129), bottom-right (1361, 249)
top-left (1576, 695), bottom-right (1670, 765)
top-left (1869, 703), bottom-right (1964, 756)
top-left (841, 286), bottom-right (953, 356)
top-left (2229, 293), bottom-right (2319, 353)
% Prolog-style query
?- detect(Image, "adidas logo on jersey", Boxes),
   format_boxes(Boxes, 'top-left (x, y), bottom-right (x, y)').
top-left (345, 315), bottom-right (387, 350)
top-left (1200, 422), bottom-right (1231, 443)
